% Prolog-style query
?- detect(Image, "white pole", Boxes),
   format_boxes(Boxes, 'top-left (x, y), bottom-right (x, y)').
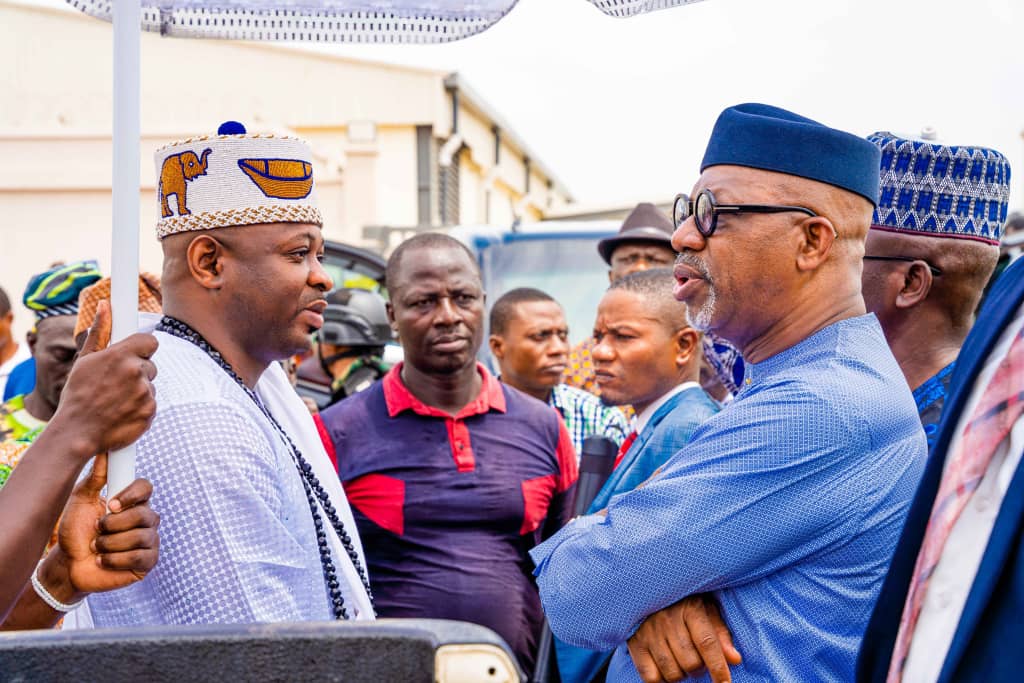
top-left (108, 0), bottom-right (142, 497)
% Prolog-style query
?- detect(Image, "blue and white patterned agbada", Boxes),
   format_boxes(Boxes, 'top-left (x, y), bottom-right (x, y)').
top-left (869, 132), bottom-right (1011, 245)
top-left (84, 331), bottom-right (373, 626)
top-left (531, 315), bottom-right (928, 682)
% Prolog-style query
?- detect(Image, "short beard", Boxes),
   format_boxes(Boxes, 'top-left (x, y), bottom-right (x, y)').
top-left (676, 253), bottom-right (716, 332)
top-left (685, 284), bottom-right (716, 332)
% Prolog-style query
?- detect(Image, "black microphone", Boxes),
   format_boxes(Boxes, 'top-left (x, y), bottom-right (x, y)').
top-left (532, 435), bottom-right (619, 683)
top-left (573, 435), bottom-right (618, 516)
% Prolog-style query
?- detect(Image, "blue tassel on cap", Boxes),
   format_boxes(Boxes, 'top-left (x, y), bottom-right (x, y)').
top-left (218, 121), bottom-right (247, 135)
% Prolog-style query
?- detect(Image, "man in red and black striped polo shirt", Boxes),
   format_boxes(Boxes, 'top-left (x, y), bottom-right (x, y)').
top-left (318, 233), bottom-right (577, 672)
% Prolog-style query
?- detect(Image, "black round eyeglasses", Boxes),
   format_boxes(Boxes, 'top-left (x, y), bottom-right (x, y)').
top-left (673, 189), bottom-right (819, 238)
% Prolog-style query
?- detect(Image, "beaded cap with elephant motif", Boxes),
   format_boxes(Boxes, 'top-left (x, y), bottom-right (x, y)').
top-left (154, 121), bottom-right (322, 239)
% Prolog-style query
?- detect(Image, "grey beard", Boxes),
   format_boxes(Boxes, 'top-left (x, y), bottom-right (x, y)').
top-left (675, 253), bottom-right (716, 332)
top-left (685, 283), bottom-right (716, 332)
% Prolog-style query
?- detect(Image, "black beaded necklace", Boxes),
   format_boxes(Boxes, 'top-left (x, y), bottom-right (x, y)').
top-left (157, 316), bottom-right (374, 620)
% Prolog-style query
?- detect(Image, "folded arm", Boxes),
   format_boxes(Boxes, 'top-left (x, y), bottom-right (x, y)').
top-left (531, 393), bottom-right (862, 651)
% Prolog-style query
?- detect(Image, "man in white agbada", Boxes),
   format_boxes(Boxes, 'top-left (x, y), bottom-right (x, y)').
top-left (76, 122), bottom-right (374, 625)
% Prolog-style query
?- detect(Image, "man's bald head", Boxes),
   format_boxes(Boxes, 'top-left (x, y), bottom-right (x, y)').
top-left (863, 229), bottom-right (999, 334)
top-left (385, 233), bottom-right (485, 380)
top-left (385, 233), bottom-right (479, 296)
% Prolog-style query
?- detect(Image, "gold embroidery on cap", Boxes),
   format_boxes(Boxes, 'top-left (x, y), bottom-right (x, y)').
top-left (159, 149), bottom-right (212, 218)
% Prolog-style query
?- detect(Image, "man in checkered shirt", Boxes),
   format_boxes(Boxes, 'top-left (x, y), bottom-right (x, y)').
top-left (488, 287), bottom-right (627, 458)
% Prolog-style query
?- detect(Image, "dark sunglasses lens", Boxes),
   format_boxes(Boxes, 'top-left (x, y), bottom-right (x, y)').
top-left (673, 195), bottom-right (690, 228)
top-left (696, 192), bottom-right (714, 235)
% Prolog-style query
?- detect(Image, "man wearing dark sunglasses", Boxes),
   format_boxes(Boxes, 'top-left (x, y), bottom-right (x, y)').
top-left (860, 132), bottom-right (1009, 453)
top-left (532, 103), bottom-right (928, 683)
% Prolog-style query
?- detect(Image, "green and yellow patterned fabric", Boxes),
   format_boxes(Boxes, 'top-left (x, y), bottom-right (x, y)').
top-left (0, 395), bottom-right (47, 488)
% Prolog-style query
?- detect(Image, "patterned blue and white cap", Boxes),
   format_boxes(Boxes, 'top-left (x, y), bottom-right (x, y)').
top-left (869, 131), bottom-right (1011, 245)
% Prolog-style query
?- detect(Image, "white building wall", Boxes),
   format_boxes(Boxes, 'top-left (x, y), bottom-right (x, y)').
top-left (0, 1), bottom-right (572, 342)
top-left (375, 127), bottom-right (419, 229)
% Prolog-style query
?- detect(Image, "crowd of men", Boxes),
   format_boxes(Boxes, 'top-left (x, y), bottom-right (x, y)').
top-left (0, 105), bottom-right (1022, 683)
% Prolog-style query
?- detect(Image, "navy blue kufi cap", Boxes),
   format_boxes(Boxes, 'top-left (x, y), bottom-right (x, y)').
top-left (23, 260), bottom-right (103, 320)
top-left (868, 132), bottom-right (1011, 245)
top-left (701, 103), bottom-right (882, 206)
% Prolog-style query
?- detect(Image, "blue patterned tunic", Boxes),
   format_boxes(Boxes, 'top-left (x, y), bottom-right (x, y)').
top-left (531, 315), bottom-right (927, 682)
top-left (913, 361), bottom-right (955, 451)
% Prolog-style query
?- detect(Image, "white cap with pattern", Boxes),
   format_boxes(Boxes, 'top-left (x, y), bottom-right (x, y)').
top-left (154, 121), bottom-right (322, 239)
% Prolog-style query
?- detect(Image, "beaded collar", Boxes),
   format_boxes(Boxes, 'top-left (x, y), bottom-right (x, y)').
top-left (156, 315), bottom-right (373, 620)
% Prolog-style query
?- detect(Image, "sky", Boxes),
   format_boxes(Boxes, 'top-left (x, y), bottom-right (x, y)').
top-left (310, 0), bottom-right (1024, 210)
top-left (38, 0), bottom-right (1024, 209)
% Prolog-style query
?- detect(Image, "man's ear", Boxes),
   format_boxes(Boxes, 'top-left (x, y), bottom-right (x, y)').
top-left (385, 302), bottom-right (402, 342)
top-left (674, 327), bottom-right (699, 370)
top-left (795, 217), bottom-right (837, 272)
top-left (489, 334), bottom-right (505, 361)
top-left (185, 235), bottom-right (228, 290)
top-left (26, 329), bottom-right (38, 355)
top-left (385, 301), bottom-right (397, 329)
top-left (895, 262), bottom-right (933, 309)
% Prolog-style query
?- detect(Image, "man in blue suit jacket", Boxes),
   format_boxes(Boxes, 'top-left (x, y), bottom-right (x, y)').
top-left (555, 267), bottom-right (720, 682)
top-left (858, 253), bottom-right (1024, 682)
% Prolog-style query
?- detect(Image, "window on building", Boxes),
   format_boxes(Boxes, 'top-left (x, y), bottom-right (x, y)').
top-left (439, 146), bottom-right (461, 226)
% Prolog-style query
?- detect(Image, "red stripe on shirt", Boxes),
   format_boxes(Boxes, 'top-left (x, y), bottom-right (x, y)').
top-left (344, 473), bottom-right (406, 536)
top-left (554, 413), bottom-right (579, 493)
top-left (313, 413), bottom-right (337, 473)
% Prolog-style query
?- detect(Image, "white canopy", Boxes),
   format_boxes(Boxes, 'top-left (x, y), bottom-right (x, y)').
top-left (67, 0), bottom-right (704, 43)
top-left (66, 0), bottom-right (705, 491)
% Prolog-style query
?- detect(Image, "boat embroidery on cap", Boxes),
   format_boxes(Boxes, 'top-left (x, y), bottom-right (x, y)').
top-left (238, 158), bottom-right (314, 199)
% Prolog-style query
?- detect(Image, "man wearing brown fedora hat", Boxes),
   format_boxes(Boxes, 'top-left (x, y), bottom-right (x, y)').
top-left (597, 203), bottom-right (678, 280)
top-left (562, 203), bottom-right (676, 396)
